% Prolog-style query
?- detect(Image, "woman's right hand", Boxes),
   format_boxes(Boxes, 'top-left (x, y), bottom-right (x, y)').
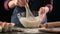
top-left (8, 0), bottom-right (18, 8)
top-left (13, 0), bottom-right (29, 7)
top-left (13, 0), bottom-right (18, 5)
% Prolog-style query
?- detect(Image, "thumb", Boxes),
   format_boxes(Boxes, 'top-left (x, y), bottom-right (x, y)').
top-left (26, 0), bottom-right (29, 2)
top-left (13, 0), bottom-right (18, 5)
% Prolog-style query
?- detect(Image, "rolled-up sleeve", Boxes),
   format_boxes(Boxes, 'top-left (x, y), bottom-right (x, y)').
top-left (4, 0), bottom-right (10, 10)
top-left (44, 0), bottom-right (53, 11)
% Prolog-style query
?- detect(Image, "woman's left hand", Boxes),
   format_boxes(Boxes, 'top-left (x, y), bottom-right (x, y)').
top-left (38, 7), bottom-right (49, 16)
top-left (38, 7), bottom-right (49, 23)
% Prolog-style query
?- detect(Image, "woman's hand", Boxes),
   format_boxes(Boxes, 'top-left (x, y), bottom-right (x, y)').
top-left (13, 0), bottom-right (29, 7)
top-left (8, 0), bottom-right (29, 8)
top-left (17, 0), bottom-right (29, 7)
top-left (38, 7), bottom-right (49, 24)
top-left (8, 0), bottom-right (18, 8)
top-left (38, 7), bottom-right (49, 16)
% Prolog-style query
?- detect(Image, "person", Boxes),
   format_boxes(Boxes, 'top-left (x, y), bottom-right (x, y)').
top-left (4, 0), bottom-right (53, 27)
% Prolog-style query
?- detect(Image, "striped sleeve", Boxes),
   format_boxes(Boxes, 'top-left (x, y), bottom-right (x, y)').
top-left (4, 0), bottom-right (10, 10)
top-left (44, 0), bottom-right (53, 12)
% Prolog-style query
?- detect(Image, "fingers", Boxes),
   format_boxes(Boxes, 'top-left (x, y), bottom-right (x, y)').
top-left (38, 7), bottom-right (45, 16)
top-left (26, 0), bottom-right (29, 3)
top-left (18, 0), bottom-right (29, 7)
top-left (13, 0), bottom-right (29, 7)
top-left (38, 7), bottom-right (49, 16)
top-left (18, 0), bottom-right (25, 7)
top-left (40, 7), bottom-right (45, 15)
top-left (21, 0), bottom-right (29, 3)
top-left (13, 0), bottom-right (18, 5)
top-left (44, 7), bottom-right (49, 13)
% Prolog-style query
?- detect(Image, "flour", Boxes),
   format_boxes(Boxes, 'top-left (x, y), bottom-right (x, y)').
top-left (19, 16), bottom-right (41, 27)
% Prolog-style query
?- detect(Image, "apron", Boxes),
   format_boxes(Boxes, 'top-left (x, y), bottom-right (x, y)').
top-left (11, 0), bottom-right (47, 27)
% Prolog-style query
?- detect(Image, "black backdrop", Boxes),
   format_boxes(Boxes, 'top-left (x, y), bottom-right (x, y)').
top-left (0, 0), bottom-right (60, 22)
top-left (0, 0), bottom-right (13, 22)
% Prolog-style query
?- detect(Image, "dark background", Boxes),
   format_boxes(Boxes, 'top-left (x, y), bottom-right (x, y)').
top-left (0, 0), bottom-right (60, 22)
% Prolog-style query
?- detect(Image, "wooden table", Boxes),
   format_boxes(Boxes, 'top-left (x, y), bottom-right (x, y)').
top-left (0, 27), bottom-right (59, 34)
top-left (0, 32), bottom-right (56, 34)
top-left (0, 21), bottom-right (60, 34)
